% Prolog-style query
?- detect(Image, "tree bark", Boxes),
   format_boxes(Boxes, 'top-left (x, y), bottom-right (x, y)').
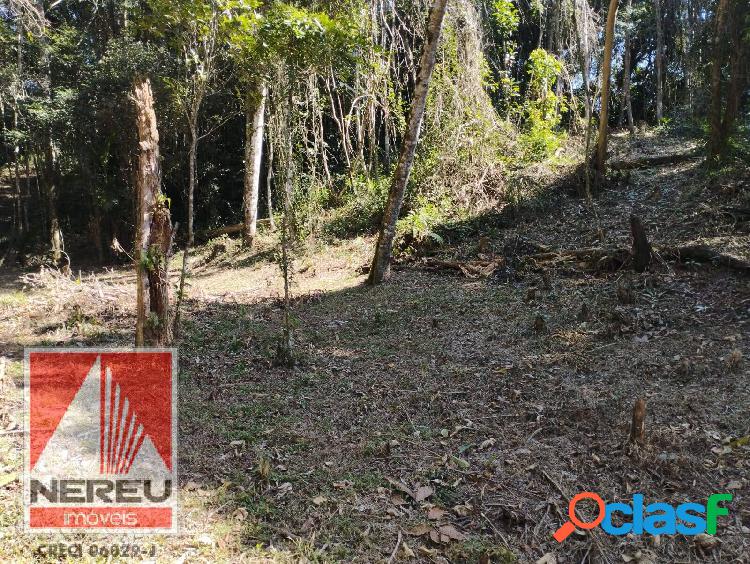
top-left (133, 76), bottom-right (172, 346)
top-left (718, 7), bottom-right (749, 153)
top-left (368, 0), bottom-right (449, 285)
top-left (187, 117), bottom-right (198, 246)
top-left (629, 398), bottom-right (646, 446)
top-left (243, 82), bottom-right (268, 247)
top-left (707, 0), bottom-right (730, 161)
top-left (43, 141), bottom-right (63, 265)
top-left (266, 136), bottom-right (276, 230)
top-left (653, 0), bottom-right (664, 122)
top-left (145, 200), bottom-right (173, 346)
top-left (630, 215), bottom-right (652, 272)
top-left (622, 0), bottom-right (635, 134)
top-left (573, 0), bottom-right (594, 198)
top-left (594, 0), bottom-right (619, 180)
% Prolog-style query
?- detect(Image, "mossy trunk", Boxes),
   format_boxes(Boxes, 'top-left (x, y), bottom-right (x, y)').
top-left (133, 76), bottom-right (172, 346)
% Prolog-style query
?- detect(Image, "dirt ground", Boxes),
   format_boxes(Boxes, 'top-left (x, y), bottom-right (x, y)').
top-left (1, 131), bottom-right (749, 562)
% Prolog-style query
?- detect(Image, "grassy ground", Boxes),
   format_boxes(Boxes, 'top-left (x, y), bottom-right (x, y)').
top-left (0, 131), bottom-right (749, 562)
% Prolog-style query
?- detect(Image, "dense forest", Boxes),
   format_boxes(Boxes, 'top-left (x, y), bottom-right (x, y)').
top-left (1, 0), bottom-right (749, 562)
top-left (0, 0), bottom-right (746, 268)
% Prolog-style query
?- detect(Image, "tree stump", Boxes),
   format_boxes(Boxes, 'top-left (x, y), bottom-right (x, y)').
top-left (629, 398), bottom-right (647, 446)
top-left (630, 215), bottom-right (652, 272)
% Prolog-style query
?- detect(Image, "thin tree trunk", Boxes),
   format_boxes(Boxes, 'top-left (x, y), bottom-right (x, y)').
top-left (43, 142), bottom-right (63, 265)
top-left (243, 82), bottom-right (268, 247)
top-left (574, 0), bottom-right (594, 198)
top-left (13, 108), bottom-right (22, 235)
top-left (13, 20), bottom-right (23, 235)
top-left (708, 0), bottom-right (730, 161)
top-left (275, 87), bottom-right (295, 367)
top-left (594, 0), bottom-right (619, 180)
top-left (718, 9), bottom-right (748, 154)
top-left (266, 136), bottom-right (276, 230)
top-left (369, 0), bottom-right (450, 285)
top-left (187, 117), bottom-right (198, 246)
top-left (653, 0), bottom-right (664, 122)
top-left (173, 242), bottom-right (190, 339)
top-left (133, 76), bottom-right (172, 346)
top-left (622, 0), bottom-right (635, 134)
top-left (686, 0), bottom-right (697, 116)
top-left (32, 0), bottom-right (63, 264)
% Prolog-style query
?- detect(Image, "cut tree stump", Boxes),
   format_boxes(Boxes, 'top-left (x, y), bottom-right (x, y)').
top-left (630, 215), bottom-right (652, 272)
top-left (629, 397), bottom-right (647, 446)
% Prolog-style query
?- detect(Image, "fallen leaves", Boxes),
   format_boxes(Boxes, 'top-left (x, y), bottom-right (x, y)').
top-left (622, 550), bottom-right (656, 564)
top-left (427, 506), bottom-right (448, 520)
top-left (405, 522), bottom-right (467, 545)
top-left (479, 438), bottom-right (496, 450)
top-left (432, 524), bottom-right (466, 543)
top-left (385, 477), bottom-right (434, 503)
top-left (414, 485), bottom-right (435, 502)
top-left (405, 523), bottom-right (432, 537)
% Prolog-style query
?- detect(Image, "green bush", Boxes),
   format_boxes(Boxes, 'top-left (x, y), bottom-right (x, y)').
top-left (323, 174), bottom-right (390, 238)
top-left (519, 48), bottom-right (566, 161)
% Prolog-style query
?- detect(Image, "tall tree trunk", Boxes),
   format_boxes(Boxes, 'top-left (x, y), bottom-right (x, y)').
top-left (622, 0), bottom-right (635, 134)
top-left (34, 0), bottom-right (63, 264)
top-left (13, 107), bottom-right (23, 235)
top-left (653, 0), bottom-right (664, 122)
top-left (594, 0), bottom-right (619, 180)
top-left (717, 6), bottom-right (748, 154)
top-left (707, 0), bottom-right (730, 161)
top-left (242, 82), bottom-right (268, 247)
top-left (187, 116), bottom-right (198, 245)
top-left (133, 77), bottom-right (172, 346)
top-left (368, 0), bottom-right (450, 285)
top-left (43, 141), bottom-right (63, 265)
top-left (686, 0), bottom-right (697, 116)
top-left (574, 0), bottom-right (594, 197)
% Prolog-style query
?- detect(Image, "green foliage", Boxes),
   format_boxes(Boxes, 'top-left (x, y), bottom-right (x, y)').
top-left (492, 0), bottom-right (520, 39)
top-left (397, 196), bottom-right (447, 246)
top-left (520, 48), bottom-right (566, 160)
top-left (411, 9), bottom-right (511, 216)
top-left (323, 174), bottom-right (389, 238)
top-left (254, 3), bottom-right (363, 78)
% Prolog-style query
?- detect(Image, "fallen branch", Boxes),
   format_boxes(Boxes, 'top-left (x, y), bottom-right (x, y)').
top-left (199, 219), bottom-right (271, 241)
top-left (659, 245), bottom-right (750, 271)
top-left (720, 207), bottom-right (750, 221)
top-left (609, 151), bottom-right (702, 171)
top-left (528, 244), bottom-right (750, 273)
top-left (421, 257), bottom-right (504, 278)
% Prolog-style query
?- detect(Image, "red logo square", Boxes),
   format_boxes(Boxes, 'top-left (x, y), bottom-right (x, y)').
top-left (24, 349), bottom-right (178, 533)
